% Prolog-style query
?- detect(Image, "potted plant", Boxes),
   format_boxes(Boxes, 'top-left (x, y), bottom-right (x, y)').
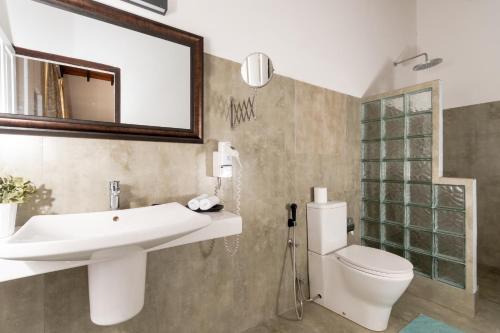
top-left (0, 176), bottom-right (36, 238)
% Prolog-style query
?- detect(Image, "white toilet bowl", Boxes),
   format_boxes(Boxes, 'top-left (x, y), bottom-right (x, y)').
top-left (306, 201), bottom-right (414, 331)
top-left (309, 245), bottom-right (413, 331)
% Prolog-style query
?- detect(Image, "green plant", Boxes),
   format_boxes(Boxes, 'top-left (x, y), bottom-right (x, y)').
top-left (0, 176), bottom-right (37, 204)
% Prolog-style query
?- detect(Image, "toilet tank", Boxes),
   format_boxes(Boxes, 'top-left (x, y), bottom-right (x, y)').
top-left (307, 201), bottom-right (347, 255)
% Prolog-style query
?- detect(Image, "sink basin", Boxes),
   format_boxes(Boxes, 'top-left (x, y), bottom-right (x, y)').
top-left (0, 202), bottom-right (213, 325)
top-left (0, 202), bottom-right (211, 261)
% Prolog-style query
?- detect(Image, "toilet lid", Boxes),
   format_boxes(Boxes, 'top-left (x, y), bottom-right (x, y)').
top-left (336, 245), bottom-right (413, 275)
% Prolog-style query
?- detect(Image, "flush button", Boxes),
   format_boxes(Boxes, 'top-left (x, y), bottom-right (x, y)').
top-left (113, 216), bottom-right (119, 222)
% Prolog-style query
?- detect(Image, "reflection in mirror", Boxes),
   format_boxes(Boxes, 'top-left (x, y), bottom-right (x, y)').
top-left (230, 52), bottom-right (275, 128)
top-left (240, 53), bottom-right (274, 88)
top-left (12, 56), bottom-right (118, 123)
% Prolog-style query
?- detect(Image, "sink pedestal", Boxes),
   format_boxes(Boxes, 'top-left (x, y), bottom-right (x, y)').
top-left (88, 251), bottom-right (147, 325)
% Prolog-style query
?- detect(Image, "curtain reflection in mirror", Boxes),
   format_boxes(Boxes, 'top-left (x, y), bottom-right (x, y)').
top-left (42, 62), bottom-right (70, 119)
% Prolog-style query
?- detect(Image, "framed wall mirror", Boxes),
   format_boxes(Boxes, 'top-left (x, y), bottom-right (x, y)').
top-left (0, 0), bottom-right (203, 142)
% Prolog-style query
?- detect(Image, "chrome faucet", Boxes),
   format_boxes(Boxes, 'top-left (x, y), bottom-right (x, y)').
top-left (109, 181), bottom-right (120, 210)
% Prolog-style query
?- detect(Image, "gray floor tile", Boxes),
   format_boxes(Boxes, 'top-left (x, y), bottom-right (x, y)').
top-left (245, 267), bottom-right (500, 333)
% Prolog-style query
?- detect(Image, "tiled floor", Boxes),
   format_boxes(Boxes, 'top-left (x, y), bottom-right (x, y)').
top-left (245, 266), bottom-right (500, 333)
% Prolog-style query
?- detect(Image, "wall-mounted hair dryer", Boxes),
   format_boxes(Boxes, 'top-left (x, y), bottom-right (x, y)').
top-left (212, 141), bottom-right (242, 256)
top-left (213, 142), bottom-right (240, 178)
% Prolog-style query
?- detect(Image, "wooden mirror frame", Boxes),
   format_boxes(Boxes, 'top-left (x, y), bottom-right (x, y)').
top-left (2, 0), bottom-right (203, 143)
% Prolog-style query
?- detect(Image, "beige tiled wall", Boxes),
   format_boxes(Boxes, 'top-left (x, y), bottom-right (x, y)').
top-left (0, 54), bottom-right (360, 333)
top-left (444, 101), bottom-right (500, 270)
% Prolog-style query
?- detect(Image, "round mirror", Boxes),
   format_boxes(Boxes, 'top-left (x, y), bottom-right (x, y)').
top-left (240, 52), bottom-right (275, 88)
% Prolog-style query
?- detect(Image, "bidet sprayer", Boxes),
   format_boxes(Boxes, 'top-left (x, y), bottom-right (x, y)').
top-left (288, 203), bottom-right (298, 227)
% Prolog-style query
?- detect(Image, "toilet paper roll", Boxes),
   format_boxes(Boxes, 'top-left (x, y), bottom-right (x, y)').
top-left (200, 196), bottom-right (221, 211)
top-left (187, 194), bottom-right (209, 210)
top-left (314, 187), bottom-right (328, 204)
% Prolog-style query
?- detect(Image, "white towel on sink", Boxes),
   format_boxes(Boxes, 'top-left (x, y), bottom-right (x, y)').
top-left (187, 194), bottom-right (209, 210)
top-left (199, 196), bottom-right (220, 211)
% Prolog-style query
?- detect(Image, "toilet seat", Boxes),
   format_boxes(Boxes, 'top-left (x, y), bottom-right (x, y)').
top-left (335, 245), bottom-right (413, 279)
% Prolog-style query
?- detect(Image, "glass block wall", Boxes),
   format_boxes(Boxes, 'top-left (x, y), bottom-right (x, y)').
top-left (361, 89), bottom-right (467, 289)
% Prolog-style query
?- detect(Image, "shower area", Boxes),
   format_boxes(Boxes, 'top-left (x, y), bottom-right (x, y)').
top-left (360, 81), bottom-right (478, 315)
top-left (444, 100), bottom-right (500, 308)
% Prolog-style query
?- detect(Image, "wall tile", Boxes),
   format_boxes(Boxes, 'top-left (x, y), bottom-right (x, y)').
top-left (444, 102), bottom-right (500, 269)
top-left (0, 276), bottom-right (44, 333)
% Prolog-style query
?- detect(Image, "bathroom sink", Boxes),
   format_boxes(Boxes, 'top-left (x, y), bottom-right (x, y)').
top-left (0, 201), bottom-right (238, 325)
top-left (0, 202), bottom-right (211, 261)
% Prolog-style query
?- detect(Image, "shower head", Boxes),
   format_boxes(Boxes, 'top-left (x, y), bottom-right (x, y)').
top-left (412, 57), bottom-right (443, 71)
top-left (394, 53), bottom-right (443, 71)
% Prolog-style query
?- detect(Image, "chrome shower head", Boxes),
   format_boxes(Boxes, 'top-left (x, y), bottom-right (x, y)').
top-left (394, 53), bottom-right (443, 71)
top-left (413, 57), bottom-right (443, 71)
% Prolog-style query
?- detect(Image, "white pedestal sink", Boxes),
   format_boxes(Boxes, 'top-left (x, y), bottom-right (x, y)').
top-left (0, 202), bottom-right (215, 325)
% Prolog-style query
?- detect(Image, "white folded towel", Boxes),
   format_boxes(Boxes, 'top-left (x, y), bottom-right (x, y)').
top-left (187, 194), bottom-right (209, 210)
top-left (199, 196), bottom-right (220, 211)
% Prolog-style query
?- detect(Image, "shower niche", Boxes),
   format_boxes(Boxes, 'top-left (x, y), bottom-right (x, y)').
top-left (360, 84), bottom-right (473, 291)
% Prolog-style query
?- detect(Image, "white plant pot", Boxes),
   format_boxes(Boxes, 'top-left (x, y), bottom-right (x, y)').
top-left (0, 203), bottom-right (18, 238)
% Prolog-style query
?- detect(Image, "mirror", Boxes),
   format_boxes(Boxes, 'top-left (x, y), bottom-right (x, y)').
top-left (240, 53), bottom-right (274, 88)
top-left (0, 0), bottom-right (203, 142)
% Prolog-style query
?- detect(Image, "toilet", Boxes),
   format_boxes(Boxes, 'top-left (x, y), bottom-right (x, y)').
top-left (307, 201), bottom-right (414, 331)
